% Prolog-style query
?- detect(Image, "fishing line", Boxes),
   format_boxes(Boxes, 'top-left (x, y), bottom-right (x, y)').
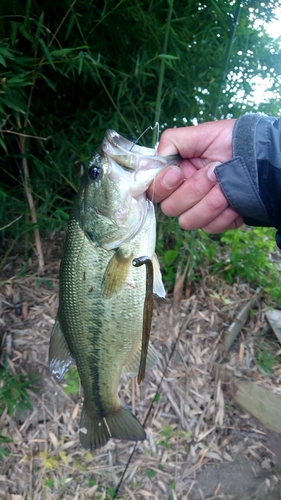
top-left (112, 315), bottom-right (189, 499)
top-left (129, 122), bottom-right (160, 152)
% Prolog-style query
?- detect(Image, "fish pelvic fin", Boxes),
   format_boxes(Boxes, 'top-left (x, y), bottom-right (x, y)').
top-left (79, 405), bottom-right (146, 451)
top-left (49, 315), bottom-right (73, 380)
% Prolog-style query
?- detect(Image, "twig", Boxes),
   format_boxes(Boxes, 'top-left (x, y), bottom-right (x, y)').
top-left (96, 69), bottom-right (135, 135)
top-left (0, 215), bottom-right (23, 231)
top-left (113, 314), bottom-right (190, 499)
top-left (224, 288), bottom-right (261, 351)
top-left (19, 135), bottom-right (45, 275)
top-left (152, 0), bottom-right (174, 145)
top-left (48, 0), bottom-right (78, 48)
top-left (1, 130), bottom-right (51, 140)
top-left (16, 2), bottom-right (77, 274)
top-left (0, 113), bottom-right (11, 130)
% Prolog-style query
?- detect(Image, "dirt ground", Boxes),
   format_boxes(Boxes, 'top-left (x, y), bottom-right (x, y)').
top-left (0, 236), bottom-right (281, 500)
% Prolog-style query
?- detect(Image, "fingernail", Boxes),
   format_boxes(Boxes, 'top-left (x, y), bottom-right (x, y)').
top-left (207, 162), bottom-right (220, 182)
top-left (162, 167), bottom-right (183, 189)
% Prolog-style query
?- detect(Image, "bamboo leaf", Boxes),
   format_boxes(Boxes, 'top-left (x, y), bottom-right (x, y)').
top-left (51, 46), bottom-right (88, 57)
top-left (39, 38), bottom-right (55, 69)
top-left (19, 25), bottom-right (34, 43)
top-left (0, 137), bottom-right (8, 152)
top-left (0, 54), bottom-right (6, 67)
top-left (158, 54), bottom-right (179, 60)
top-left (40, 73), bottom-right (57, 91)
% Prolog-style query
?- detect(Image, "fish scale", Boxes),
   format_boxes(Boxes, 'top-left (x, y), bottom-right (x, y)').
top-left (49, 130), bottom-right (181, 451)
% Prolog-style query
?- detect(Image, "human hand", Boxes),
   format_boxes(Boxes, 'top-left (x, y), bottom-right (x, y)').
top-left (147, 120), bottom-right (244, 233)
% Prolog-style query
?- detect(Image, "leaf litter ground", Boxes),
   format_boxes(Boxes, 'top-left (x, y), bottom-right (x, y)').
top-left (0, 234), bottom-right (281, 500)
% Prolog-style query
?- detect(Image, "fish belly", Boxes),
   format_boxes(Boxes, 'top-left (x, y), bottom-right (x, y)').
top-left (58, 215), bottom-right (154, 450)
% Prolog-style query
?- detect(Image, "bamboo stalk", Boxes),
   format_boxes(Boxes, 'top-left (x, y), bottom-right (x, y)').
top-left (152, 0), bottom-right (174, 146)
top-left (211, 0), bottom-right (242, 118)
top-left (18, 4), bottom-right (77, 275)
top-left (19, 135), bottom-right (45, 275)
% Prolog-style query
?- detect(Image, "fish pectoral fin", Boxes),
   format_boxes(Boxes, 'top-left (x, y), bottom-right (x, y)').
top-left (152, 253), bottom-right (166, 298)
top-left (49, 315), bottom-right (73, 381)
top-left (125, 341), bottom-right (159, 378)
top-left (101, 247), bottom-right (133, 299)
top-left (79, 405), bottom-right (146, 451)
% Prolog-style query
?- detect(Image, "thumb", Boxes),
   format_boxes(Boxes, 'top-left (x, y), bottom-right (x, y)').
top-left (206, 161), bottom-right (222, 182)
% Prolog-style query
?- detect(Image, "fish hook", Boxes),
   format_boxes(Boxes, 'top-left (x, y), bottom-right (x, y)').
top-left (129, 122), bottom-right (160, 152)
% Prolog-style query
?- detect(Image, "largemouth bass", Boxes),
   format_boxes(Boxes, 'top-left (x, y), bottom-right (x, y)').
top-left (49, 130), bottom-right (180, 451)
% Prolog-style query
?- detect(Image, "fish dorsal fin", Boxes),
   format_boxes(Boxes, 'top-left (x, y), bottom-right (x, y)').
top-left (125, 341), bottom-right (159, 378)
top-left (152, 253), bottom-right (166, 298)
top-left (49, 316), bottom-right (73, 381)
top-left (102, 247), bottom-right (133, 299)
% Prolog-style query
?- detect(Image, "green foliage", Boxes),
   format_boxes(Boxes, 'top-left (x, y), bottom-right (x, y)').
top-left (106, 487), bottom-right (119, 499)
top-left (256, 344), bottom-right (277, 372)
top-left (0, 434), bottom-right (13, 460)
top-left (154, 392), bottom-right (161, 403)
top-left (0, 358), bottom-right (39, 416)
top-left (256, 318), bottom-right (280, 375)
top-left (88, 476), bottom-right (97, 488)
top-left (157, 424), bottom-right (191, 448)
top-left (85, 478), bottom-right (123, 500)
top-left (0, 358), bottom-right (39, 458)
top-left (0, 2), bottom-right (280, 310)
top-left (214, 226), bottom-right (281, 303)
top-left (45, 478), bottom-right (55, 488)
top-left (63, 366), bottom-right (80, 395)
top-left (157, 215), bottom-right (281, 305)
top-left (1, 0), bottom-right (281, 252)
top-left (156, 214), bottom-right (217, 289)
top-left (35, 277), bottom-right (54, 289)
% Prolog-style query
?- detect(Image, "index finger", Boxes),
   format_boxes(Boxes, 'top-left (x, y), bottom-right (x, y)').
top-left (158, 124), bottom-right (216, 159)
top-left (158, 120), bottom-right (235, 162)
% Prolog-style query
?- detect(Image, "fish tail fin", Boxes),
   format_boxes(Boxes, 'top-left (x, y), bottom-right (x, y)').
top-left (79, 405), bottom-right (146, 452)
top-left (106, 406), bottom-right (146, 442)
top-left (79, 407), bottom-right (110, 451)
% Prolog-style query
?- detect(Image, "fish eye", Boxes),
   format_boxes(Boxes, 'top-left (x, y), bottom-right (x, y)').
top-left (88, 164), bottom-right (103, 181)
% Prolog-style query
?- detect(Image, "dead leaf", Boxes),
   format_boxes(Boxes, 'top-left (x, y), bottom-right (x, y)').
top-left (173, 261), bottom-right (189, 313)
top-left (21, 301), bottom-right (29, 319)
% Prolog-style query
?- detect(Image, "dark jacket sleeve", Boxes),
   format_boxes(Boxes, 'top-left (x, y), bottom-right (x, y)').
top-left (214, 113), bottom-right (281, 248)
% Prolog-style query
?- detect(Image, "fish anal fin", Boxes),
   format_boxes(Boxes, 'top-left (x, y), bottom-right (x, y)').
top-left (102, 247), bottom-right (133, 299)
top-left (49, 316), bottom-right (73, 381)
top-left (125, 341), bottom-right (159, 378)
top-left (79, 405), bottom-right (146, 452)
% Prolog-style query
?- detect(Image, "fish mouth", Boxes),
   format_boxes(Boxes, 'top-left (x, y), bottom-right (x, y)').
top-left (103, 129), bottom-right (182, 172)
top-left (105, 129), bottom-right (155, 157)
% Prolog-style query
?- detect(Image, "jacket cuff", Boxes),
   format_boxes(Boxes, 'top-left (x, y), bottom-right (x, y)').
top-left (215, 156), bottom-right (268, 222)
top-left (232, 113), bottom-right (264, 190)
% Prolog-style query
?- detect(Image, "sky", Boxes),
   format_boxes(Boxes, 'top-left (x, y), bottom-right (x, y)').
top-left (266, 8), bottom-right (281, 39)
top-left (249, 8), bottom-right (281, 106)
